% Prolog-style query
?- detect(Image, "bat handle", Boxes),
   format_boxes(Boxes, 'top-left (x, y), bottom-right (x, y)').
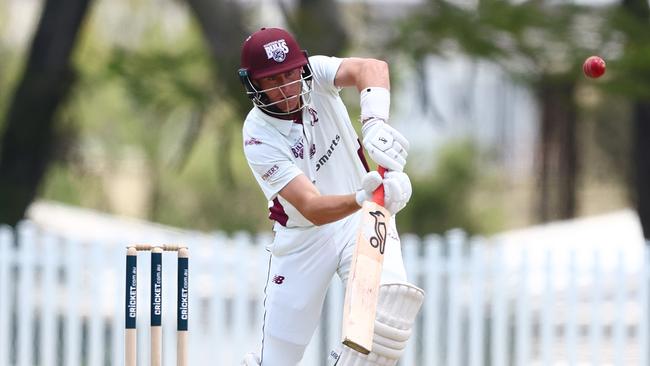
top-left (372, 166), bottom-right (386, 206)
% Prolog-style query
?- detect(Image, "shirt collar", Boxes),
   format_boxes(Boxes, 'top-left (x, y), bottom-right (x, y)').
top-left (253, 107), bottom-right (302, 136)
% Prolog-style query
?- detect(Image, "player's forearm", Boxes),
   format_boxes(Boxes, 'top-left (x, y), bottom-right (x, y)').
top-left (300, 194), bottom-right (361, 226)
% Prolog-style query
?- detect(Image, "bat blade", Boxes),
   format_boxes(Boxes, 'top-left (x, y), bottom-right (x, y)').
top-left (341, 199), bottom-right (390, 354)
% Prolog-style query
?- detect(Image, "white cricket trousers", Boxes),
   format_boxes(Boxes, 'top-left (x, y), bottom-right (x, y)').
top-left (258, 211), bottom-right (407, 366)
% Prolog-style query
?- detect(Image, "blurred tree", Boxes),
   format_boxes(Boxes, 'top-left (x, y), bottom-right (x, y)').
top-left (0, 0), bottom-right (92, 226)
top-left (185, 0), bottom-right (250, 189)
top-left (536, 76), bottom-right (578, 221)
top-left (102, 39), bottom-right (217, 221)
top-left (394, 0), bottom-right (598, 223)
top-left (280, 0), bottom-right (349, 56)
top-left (57, 21), bottom-right (269, 233)
top-left (185, 0), bottom-right (249, 119)
top-left (618, 0), bottom-right (650, 239)
top-left (398, 140), bottom-right (494, 236)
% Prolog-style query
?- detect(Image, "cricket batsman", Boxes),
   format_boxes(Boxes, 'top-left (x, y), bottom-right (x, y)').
top-left (238, 27), bottom-right (424, 365)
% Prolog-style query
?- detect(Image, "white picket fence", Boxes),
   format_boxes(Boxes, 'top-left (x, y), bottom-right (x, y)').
top-left (0, 218), bottom-right (649, 366)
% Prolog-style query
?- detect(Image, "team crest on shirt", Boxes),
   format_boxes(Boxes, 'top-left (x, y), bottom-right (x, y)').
top-left (291, 137), bottom-right (304, 159)
top-left (263, 39), bottom-right (289, 63)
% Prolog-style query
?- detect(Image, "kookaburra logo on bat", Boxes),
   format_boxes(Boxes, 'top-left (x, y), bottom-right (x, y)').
top-left (368, 210), bottom-right (387, 254)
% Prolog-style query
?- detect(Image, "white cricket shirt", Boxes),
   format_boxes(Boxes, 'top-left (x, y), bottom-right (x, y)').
top-left (243, 55), bottom-right (369, 232)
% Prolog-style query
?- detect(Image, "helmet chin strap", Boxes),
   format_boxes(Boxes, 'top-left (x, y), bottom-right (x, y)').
top-left (263, 104), bottom-right (302, 119)
top-left (262, 96), bottom-right (303, 119)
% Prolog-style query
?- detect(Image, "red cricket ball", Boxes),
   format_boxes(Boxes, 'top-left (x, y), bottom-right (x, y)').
top-left (583, 56), bottom-right (606, 78)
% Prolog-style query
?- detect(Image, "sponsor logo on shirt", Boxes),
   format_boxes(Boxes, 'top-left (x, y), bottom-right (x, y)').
top-left (245, 137), bottom-right (263, 146)
top-left (272, 275), bottom-right (285, 285)
top-left (329, 349), bottom-right (340, 362)
top-left (291, 137), bottom-right (304, 159)
top-left (261, 164), bottom-right (279, 181)
top-left (315, 135), bottom-right (341, 171)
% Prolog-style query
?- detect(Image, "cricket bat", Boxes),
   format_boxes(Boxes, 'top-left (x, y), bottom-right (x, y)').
top-left (341, 166), bottom-right (389, 355)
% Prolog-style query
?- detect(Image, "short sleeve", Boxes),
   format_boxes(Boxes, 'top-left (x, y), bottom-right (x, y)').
top-left (308, 55), bottom-right (343, 94)
top-left (244, 138), bottom-right (302, 201)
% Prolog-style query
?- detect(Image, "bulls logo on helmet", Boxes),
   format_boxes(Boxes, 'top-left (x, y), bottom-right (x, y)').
top-left (238, 27), bottom-right (313, 116)
top-left (263, 39), bottom-right (289, 63)
top-left (272, 48), bottom-right (286, 62)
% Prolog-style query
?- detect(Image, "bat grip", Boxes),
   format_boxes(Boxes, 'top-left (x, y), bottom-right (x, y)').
top-left (372, 166), bottom-right (386, 206)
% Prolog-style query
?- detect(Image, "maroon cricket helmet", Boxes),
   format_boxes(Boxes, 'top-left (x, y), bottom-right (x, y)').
top-left (240, 27), bottom-right (309, 80)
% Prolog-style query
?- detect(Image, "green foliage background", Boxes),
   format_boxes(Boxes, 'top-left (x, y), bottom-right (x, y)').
top-left (34, 7), bottom-right (272, 233)
top-left (4, 0), bottom-right (645, 235)
top-left (398, 140), bottom-right (500, 236)
top-left (0, 1), bottom-right (489, 235)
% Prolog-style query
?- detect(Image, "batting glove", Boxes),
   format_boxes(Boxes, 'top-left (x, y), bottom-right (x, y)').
top-left (361, 118), bottom-right (409, 172)
top-left (383, 171), bottom-right (412, 215)
top-left (355, 171), bottom-right (383, 207)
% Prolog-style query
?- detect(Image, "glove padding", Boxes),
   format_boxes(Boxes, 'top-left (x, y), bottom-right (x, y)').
top-left (241, 352), bottom-right (260, 366)
top-left (355, 171), bottom-right (383, 207)
top-left (383, 171), bottom-right (412, 215)
top-left (362, 118), bottom-right (409, 172)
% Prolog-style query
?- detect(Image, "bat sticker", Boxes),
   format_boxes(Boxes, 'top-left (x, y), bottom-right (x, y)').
top-left (368, 210), bottom-right (387, 254)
